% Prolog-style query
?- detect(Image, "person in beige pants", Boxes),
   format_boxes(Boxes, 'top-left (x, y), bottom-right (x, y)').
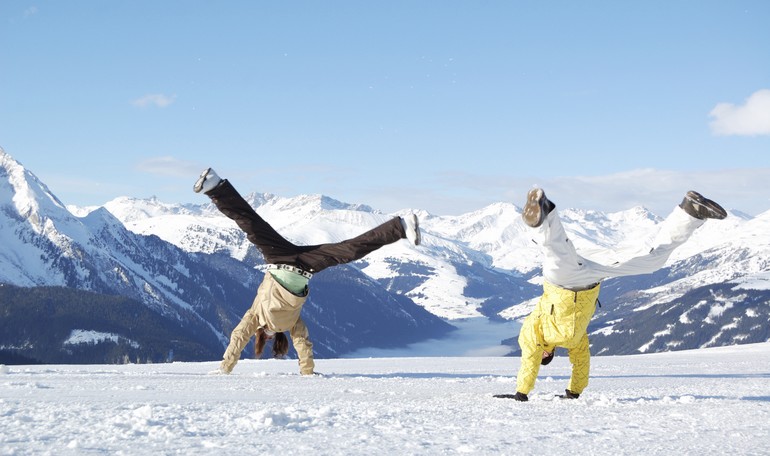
top-left (194, 168), bottom-right (421, 375)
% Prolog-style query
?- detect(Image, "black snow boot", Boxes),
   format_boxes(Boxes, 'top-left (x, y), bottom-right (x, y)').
top-left (679, 191), bottom-right (727, 220)
top-left (558, 389), bottom-right (580, 399)
top-left (494, 392), bottom-right (529, 402)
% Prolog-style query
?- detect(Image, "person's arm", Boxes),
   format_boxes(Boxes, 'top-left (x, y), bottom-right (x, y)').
top-left (289, 317), bottom-right (315, 375)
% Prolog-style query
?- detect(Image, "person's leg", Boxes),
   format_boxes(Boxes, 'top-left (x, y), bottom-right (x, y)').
top-left (205, 179), bottom-right (304, 264)
top-left (198, 172), bottom-right (416, 272)
top-left (524, 188), bottom-right (607, 289)
top-left (590, 206), bottom-right (704, 278)
top-left (534, 210), bottom-right (609, 289)
top-left (529, 189), bottom-right (722, 287)
top-left (294, 217), bottom-right (408, 273)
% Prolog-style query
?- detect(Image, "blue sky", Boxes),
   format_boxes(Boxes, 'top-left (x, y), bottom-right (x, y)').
top-left (2, 1), bottom-right (769, 217)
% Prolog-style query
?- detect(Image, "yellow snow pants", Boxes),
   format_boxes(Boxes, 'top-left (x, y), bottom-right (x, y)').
top-left (516, 281), bottom-right (600, 395)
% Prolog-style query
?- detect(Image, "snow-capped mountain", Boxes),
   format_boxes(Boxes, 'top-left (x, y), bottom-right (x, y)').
top-left (103, 174), bottom-right (770, 357)
top-left (0, 149), bottom-right (453, 364)
top-left (111, 194), bottom-right (541, 320)
top-left (2, 146), bottom-right (768, 362)
top-left (587, 210), bottom-right (770, 355)
top-left (0, 150), bottom-right (266, 361)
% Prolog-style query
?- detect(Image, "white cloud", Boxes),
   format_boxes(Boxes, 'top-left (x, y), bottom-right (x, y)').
top-left (131, 94), bottom-right (176, 108)
top-left (506, 168), bottom-right (769, 217)
top-left (23, 6), bottom-right (39, 17)
top-left (709, 89), bottom-right (770, 136)
top-left (382, 168), bottom-right (770, 218)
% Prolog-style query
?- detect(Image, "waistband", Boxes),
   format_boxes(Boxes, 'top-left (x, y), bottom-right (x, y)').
top-left (568, 282), bottom-right (600, 292)
top-left (267, 263), bottom-right (314, 279)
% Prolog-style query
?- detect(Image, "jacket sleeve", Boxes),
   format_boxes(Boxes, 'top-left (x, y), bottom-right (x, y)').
top-left (289, 317), bottom-right (315, 375)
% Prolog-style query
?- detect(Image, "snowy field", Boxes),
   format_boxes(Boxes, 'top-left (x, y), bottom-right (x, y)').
top-left (2, 343), bottom-right (770, 456)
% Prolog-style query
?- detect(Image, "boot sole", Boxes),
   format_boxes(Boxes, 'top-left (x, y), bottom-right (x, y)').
top-left (193, 168), bottom-right (211, 193)
top-left (522, 188), bottom-right (545, 227)
top-left (406, 213), bottom-right (421, 246)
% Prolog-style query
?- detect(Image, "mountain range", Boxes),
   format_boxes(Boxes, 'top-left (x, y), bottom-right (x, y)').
top-left (1, 147), bottom-right (768, 364)
top-left (0, 149), bottom-right (452, 364)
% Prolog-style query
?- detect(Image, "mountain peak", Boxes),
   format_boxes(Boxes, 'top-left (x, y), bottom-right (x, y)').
top-left (100, 196), bottom-right (200, 223)
top-left (0, 149), bottom-right (72, 231)
top-left (258, 192), bottom-right (376, 213)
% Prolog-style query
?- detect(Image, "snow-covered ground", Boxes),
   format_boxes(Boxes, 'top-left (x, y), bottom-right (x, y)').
top-left (2, 343), bottom-right (770, 455)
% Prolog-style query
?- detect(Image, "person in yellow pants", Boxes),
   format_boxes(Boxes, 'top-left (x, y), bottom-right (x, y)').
top-left (496, 188), bottom-right (727, 402)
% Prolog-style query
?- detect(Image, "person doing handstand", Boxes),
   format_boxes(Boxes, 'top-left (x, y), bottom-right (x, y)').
top-left (194, 168), bottom-right (421, 375)
top-left (496, 188), bottom-right (727, 401)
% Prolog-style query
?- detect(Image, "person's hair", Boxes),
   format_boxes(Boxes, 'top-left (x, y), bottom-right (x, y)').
top-left (272, 332), bottom-right (289, 358)
top-left (255, 328), bottom-right (269, 358)
top-left (255, 328), bottom-right (289, 359)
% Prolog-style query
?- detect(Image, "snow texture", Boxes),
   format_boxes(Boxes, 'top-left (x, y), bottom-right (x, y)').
top-left (2, 342), bottom-right (769, 455)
